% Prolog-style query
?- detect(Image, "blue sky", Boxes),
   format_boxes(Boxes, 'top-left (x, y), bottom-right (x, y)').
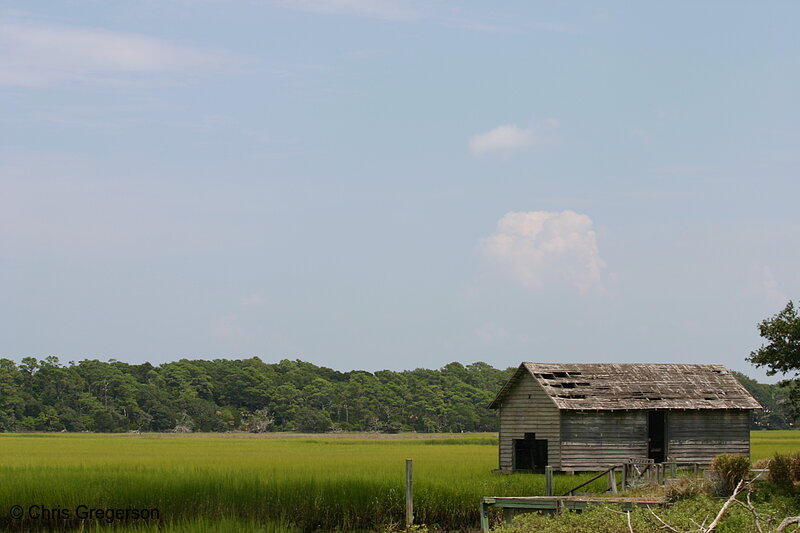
top-left (1, 1), bottom-right (798, 380)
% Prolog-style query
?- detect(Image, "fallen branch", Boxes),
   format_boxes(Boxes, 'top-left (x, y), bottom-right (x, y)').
top-left (705, 479), bottom-right (744, 532)
top-left (640, 474), bottom-right (796, 533)
top-left (599, 505), bottom-right (628, 515)
top-left (732, 492), bottom-right (767, 533)
top-left (777, 517), bottom-right (800, 532)
top-left (647, 505), bottom-right (681, 533)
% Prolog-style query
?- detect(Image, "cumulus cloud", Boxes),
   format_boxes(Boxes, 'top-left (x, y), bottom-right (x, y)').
top-left (0, 18), bottom-right (240, 87)
top-left (469, 120), bottom-right (558, 156)
top-left (482, 210), bottom-right (607, 294)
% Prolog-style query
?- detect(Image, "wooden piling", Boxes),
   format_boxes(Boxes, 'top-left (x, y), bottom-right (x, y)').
top-left (608, 466), bottom-right (618, 494)
top-left (405, 459), bottom-right (413, 529)
top-left (545, 466), bottom-right (553, 496)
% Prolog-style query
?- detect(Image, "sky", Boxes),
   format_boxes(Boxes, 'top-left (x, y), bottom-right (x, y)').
top-left (1, 1), bottom-right (798, 381)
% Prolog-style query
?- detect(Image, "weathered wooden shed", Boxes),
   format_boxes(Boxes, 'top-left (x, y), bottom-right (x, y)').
top-left (490, 363), bottom-right (761, 473)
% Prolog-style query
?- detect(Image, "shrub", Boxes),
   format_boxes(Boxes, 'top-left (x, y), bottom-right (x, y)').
top-left (770, 453), bottom-right (792, 489)
top-left (711, 454), bottom-right (750, 495)
top-left (753, 457), bottom-right (772, 470)
top-left (767, 451), bottom-right (800, 494)
top-left (789, 451), bottom-right (800, 483)
top-left (497, 496), bottom-right (770, 533)
top-left (664, 478), bottom-right (712, 502)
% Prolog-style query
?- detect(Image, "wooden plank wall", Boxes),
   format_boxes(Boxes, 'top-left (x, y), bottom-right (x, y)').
top-left (667, 410), bottom-right (751, 465)
top-left (560, 411), bottom-right (648, 471)
top-left (498, 372), bottom-right (561, 471)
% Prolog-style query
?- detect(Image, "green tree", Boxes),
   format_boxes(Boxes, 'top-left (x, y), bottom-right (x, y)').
top-left (732, 371), bottom-right (793, 429)
top-left (749, 300), bottom-right (800, 420)
top-left (0, 359), bottom-right (24, 430)
top-left (293, 406), bottom-right (332, 432)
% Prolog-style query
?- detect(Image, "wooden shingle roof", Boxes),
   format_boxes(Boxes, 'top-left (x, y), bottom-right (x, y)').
top-left (489, 363), bottom-right (761, 411)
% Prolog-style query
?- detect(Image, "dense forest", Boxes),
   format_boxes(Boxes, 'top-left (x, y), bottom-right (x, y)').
top-left (0, 357), bottom-right (793, 433)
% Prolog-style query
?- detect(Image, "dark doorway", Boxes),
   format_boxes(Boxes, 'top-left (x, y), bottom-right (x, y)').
top-left (513, 433), bottom-right (548, 473)
top-left (648, 411), bottom-right (666, 463)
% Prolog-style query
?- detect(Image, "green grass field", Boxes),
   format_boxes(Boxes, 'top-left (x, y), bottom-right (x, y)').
top-left (751, 429), bottom-right (800, 461)
top-left (0, 431), bottom-right (797, 532)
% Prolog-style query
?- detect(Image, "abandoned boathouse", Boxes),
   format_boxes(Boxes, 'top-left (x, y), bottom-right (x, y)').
top-left (489, 363), bottom-right (761, 473)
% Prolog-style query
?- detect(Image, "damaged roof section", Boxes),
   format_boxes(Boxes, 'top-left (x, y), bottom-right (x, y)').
top-left (489, 363), bottom-right (761, 411)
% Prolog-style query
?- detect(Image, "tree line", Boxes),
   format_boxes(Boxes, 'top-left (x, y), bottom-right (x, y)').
top-left (0, 356), bottom-right (794, 433)
top-left (0, 357), bottom-right (516, 433)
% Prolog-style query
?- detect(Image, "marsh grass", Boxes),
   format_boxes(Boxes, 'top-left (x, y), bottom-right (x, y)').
top-left (0, 433), bottom-right (603, 531)
top-left (751, 430), bottom-right (800, 461)
top-left (0, 430), bottom-right (795, 531)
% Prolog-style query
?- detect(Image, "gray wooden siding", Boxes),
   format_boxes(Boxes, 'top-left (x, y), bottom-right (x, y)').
top-left (667, 410), bottom-right (750, 464)
top-left (498, 373), bottom-right (561, 471)
top-left (560, 411), bottom-right (648, 471)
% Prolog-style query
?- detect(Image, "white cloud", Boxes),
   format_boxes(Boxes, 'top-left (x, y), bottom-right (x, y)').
top-left (755, 266), bottom-right (788, 308)
top-left (482, 210), bottom-right (607, 294)
top-left (0, 18), bottom-right (240, 87)
top-left (469, 120), bottom-right (558, 156)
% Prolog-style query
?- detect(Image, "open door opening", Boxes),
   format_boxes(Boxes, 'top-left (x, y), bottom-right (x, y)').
top-left (648, 411), bottom-right (666, 463)
top-left (513, 433), bottom-right (548, 473)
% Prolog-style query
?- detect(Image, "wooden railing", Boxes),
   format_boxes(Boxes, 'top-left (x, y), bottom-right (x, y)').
top-left (552, 460), bottom-right (706, 496)
top-left (558, 464), bottom-right (623, 496)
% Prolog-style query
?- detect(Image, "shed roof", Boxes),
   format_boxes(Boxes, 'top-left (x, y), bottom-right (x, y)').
top-left (489, 363), bottom-right (761, 411)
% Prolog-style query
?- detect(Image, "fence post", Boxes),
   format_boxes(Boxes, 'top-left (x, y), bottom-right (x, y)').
top-left (406, 459), bottom-right (413, 529)
top-left (670, 462), bottom-right (677, 478)
top-left (479, 500), bottom-right (489, 533)
top-left (545, 466), bottom-right (553, 496)
top-left (621, 463), bottom-right (628, 491)
top-left (608, 466), bottom-right (618, 494)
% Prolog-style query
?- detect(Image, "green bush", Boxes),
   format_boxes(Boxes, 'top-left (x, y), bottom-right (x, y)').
top-left (711, 454), bottom-right (751, 495)
top-left (769, 453), bottom-right (793, 489)
top-left (789, 451), bottom-right (800, 483)
top-left (767, 451), bottom-right (800, 494)
top-left (496, 496), bottom-right (779, 533)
